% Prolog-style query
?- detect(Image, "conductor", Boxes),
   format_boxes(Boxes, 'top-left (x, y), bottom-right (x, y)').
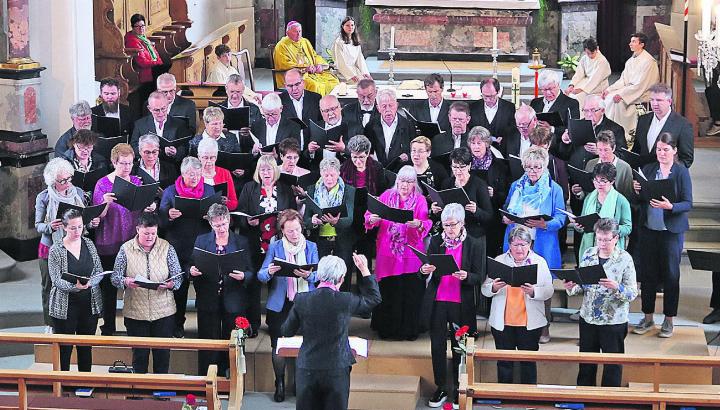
top-left (281, 253), bottom-right (381, 410)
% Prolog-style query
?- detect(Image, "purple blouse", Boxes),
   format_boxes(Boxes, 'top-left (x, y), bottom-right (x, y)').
top-left (92, 175), bottom-right (142, 255)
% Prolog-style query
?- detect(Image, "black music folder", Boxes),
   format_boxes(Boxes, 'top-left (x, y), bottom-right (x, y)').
top-left (618, 148), bottom-right (642, 170)
top-left (568, 119), bottom-right (596, 147)
top-left (506, 154), bottom-right (524, 181)
top-left (192, 248), bottom-right (247, 282)
top-left (133, 167), bottom-right (169, 192)
top-left (111, 177), bottom-right (160, 211)
top-left (214, 182), bottom-right (228, 197)
top-left (408, 245), bottom-right (459, 276)
top-left (278, 172), bottom-right (315, 188)
top-left (96, 135), bottom-right (128, 160)
top-left (159, 134), bottom-right (193, 149)
top-left (424, 183), bottom-right (470, 207)
top-left (134, 273), bottom-right (184, 290)
top-left (305, 197), bottom-right (347, 217)
top-left (309, 120), bottom-right (346, 147)
top-left (552, 264), bottom-right (606, 285)
top-left (174, 193), bottom-right (222, 219)
top-left (536, 111), bottom-right (564, 127)
top-left (632, 169), bottom-right (677, 202)
top-left (486, 257), bottom-right (538, 287)
top-left (367, 195), bottom-right (414, 224)
top-left (209, 102), bottom-right (250, 131)
top-left (556, 209), bottom-right (600, 231)
top-left (62, 270), bottom-right (113, 286)
top-left (230, 210), bottom-right (278, 221)
top-left (216, 151), bottom-right (255, 171)
top-left (567, 164), bottom-right (595, 192)
top-left (93, 115), bottom-right (121, 138)
top-left (499, 209), bottom-right (553, 225)
top-left (71, 168), bottom-right (105, 193)
top-left (260, 143), bottom-right (279, 153)
top-left (289, 117), bottom-right (308, 129)
top-left (55, 202), bottom-right (106, 225)
top-left (272, 258), bottom-right (318, 277)
top-left (415, 121), bottom-right (443, 138)
top-left (687, 250), bottom-right (720, 272)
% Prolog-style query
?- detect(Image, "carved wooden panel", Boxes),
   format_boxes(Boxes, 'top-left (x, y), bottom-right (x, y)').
top-left (169, 21), bottom-right (246, 83)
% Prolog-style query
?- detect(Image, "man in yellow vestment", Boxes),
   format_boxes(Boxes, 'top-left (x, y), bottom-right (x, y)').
top-left (273, 21), bottom-right (339, 96)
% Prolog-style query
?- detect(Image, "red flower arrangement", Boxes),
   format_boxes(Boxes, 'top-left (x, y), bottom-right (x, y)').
top-left (185, 393), bottom-right (196, 405)
top-left (442, 402), bottom-right (453, 410)
top-left (235, 316), bottom-right (250, 330)
top-left (455, 325), bottom-right (470, 339)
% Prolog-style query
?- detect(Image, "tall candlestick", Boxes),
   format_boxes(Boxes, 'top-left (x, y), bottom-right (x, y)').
top-left (702, 0), bottom-right (712, 37)
top-left (492, 27), bottom-right (498, 50)
top-left (511, 67), bottom-right (520, 84)
top-left (390, 26), bottom-right (396, 49)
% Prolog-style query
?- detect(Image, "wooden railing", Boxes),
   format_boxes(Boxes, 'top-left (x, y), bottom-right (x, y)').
top-left (0, 332), bottom-right (244, 409)
top-left (459, 340), bottom-right (720, 409)
top-left (0, 365), bottom-right (219, 410)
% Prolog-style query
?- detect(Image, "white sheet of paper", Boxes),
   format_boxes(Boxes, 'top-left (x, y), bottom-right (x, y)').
top-left (276, 336), bottom-right (368, 357)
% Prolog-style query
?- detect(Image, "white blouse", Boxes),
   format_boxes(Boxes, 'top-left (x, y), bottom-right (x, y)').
top-left (332, 37), bottom-right (370, 83)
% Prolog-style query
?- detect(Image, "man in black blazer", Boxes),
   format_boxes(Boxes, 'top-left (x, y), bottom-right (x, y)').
top-left (342, 78), bottom-right (378, 130)
top-left (306, 95), bottom-right (364, 171)
top-left (156, 73), bottom-right (198, 134)
top-left (500, 103), bottom-right (537, 159)
top-left (363, 88), bottom-right (414, 169)
top-left (632, 83), bottom-right (694, 168)
top-left (530, 70), bottom-right (580, 142)
top-left (131, 91), bottom-right (190, 163)
top-left (431, 102), bottom-right (471, 169)
top-left (280, 69), bottom-right (322, 149)
top-left (91, 77), bottom-right (136, 138)
top-left (281, 254), bottom-right (381, 410)
top-left (470, 78), bottom-right (517, 143)
top-left (408, 73), bottom-right (452, 134)
top-left (219, 74), bottom-right (261, 126)
top-left (249, 93), bottom-right (301, 151)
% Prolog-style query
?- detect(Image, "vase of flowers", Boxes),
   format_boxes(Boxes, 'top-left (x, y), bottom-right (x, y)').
top-left (234, 316), bottom-right (251, 374)
top-left (453, 324), bottom-right (470, 374)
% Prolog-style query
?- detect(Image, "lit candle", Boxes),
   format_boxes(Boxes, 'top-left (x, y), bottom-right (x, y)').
top-left (492, 27), bottom-right (498, 49)
top-left (702, 0), bottom-right (712, 37)
top-left (390, 26), bottom-right (395, 49)
top-left (511, 67), bottom-right (520, 84)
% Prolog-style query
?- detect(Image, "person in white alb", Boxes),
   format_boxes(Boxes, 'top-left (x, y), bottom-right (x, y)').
top-left (332, 16), bottom-right (372, 84)
top-left (602, 32), bottom-right (660, 139)
top-left (207, 44), bottom-right (241, 84)
top-left (565, 37), bottom-right (611, 109)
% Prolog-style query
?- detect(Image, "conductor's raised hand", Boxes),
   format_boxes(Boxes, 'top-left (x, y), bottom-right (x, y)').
top-left (353, 253), bottom-right (371, 277)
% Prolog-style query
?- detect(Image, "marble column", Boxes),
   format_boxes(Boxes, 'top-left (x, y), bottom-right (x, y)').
top-left (315, 0), bottom-right (347, 61)
top-left (558, 0), bottom-right (599, 57)
top-left (0, 0), bottom-right (49, 261)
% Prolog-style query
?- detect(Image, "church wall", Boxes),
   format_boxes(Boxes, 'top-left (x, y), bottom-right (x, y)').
top-left (186, 0), bottom-right (256, 64)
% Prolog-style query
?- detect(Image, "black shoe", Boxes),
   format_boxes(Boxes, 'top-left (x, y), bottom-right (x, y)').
top-left (273, 379), bottom-right (285, 402)
top-left (428, 387), bottom-right (447, 408)
top-left (704, 309), bottom-right (720, 324)
top-left (173, 328), bottom-right (185, 339)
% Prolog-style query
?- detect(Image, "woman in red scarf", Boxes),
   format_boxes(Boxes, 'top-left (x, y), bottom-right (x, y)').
top-left (159, 156), bottom-right (219, 338)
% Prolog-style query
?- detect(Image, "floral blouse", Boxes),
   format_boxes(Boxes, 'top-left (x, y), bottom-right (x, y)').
top-left (566, 246), bottom-right (638, 325)
top-left (259, 185), bottom-right (278, 253)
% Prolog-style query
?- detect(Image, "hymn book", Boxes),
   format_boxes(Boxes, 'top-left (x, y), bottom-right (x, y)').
top-left (567, 164), bottom-right (595, 192)
top-left (552, 264), bottom-right (607, 285)
top-left (632, 169), bottom-right (677, 202)
top-left (55, 202), bottom-right (106, 226)
top-left (174, 194), bottom-right (222, 219)
top-left (486, 257), bottom-right (538, 287)
top-left (407, 245), bottom-right (459, 276)
top-left (192, 248), bottom-right (247, 283)
top-left (111, 177), bottom-right (160, 211)
top-left (271, 258), bottom-right (318, 277)
top-left (367, 195), bottom-right (415, 224)
top-left (423, 183), bottom-right (470, 207)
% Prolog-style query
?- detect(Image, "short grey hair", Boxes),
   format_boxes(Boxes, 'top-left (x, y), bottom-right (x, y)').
top-left (198, 137), bottom-right (219, 155)
top-left (138, 133), bottom-right (160, 149)
top-left (44, 157), bottom-right (75, 187)
top-left (203, 106), bottom-right (224, 123)
top-left (648, 83), bottom-right (672, 99)
top-left (521, 145), bottom-right (549, 170)
top-left (467, 126), bottom-right (492, 147)
top-left (206, 203), bottom-right (230, 222)
top-left (537, 69), bottom-right (562, 89)
top-left (584, 94), bottom-right (605, 110)
top-left (156, 73), bottom-right (177, 87)
top-left (319, 157), bottom-right (341, 173)
top-left (315, 255), bottom-right (347, 285)
top-left (347, 135), bottom-right (371, 154)
top-left (515, 103), bottom-right (536, 122)
top-left (393, 165), bottom-right (420, 192)
top-left (376, 88), bottom-right (397, 104)
top-left (441, 203), bottom-right (465, 223)
top-left (508, 225), bottom-right (533, 244)
top-left (226, 74), bottom-right (243, 87)
top-left (594, 217), bottom-right (620, 237)
top-left (69, 101), bottom-right (92, 118)
top-left (261, 92), bottom-right (282, 111)
top-left (180, 156), bottom-right (202, 175)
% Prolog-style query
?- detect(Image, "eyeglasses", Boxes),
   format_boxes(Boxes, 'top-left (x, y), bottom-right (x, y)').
top-left (517, 121), bottom-right (533, 129)
top-left (320, 105), bottom-right (340, 115)
top-left (211, 221), bottom-right (230, 229)
top-left (449, 117), bottom-right (468, 123)
top-left (351, 154), bottom-right (367, 161)
top-left (263, 111), bottom-right (281, 119)
top-left (509, 241), bottom-right (530, 248)
top-left (593, 178), bottom-right (611, 185)
top-left (142, 149), bottom-right (160, 155)
top-left (199, 155), bottom-right (217, 161)
top-left (524, 165), bottom-right (544, 172)
top-left (149, 107), bottom-right (168, 114)
top-left (582, 108), bottom-right (603, 114)
top-left (451, 163), bottom-right (469, 170)
top-left (75, 144), bottom-right (93, 152)
top-left (133, 23), bottom-right (146, 28)
top-left (116, 161), bottom-right (134, 167)
top-left (442, 221), bottom-right (462, 228)
top-left (55, 176), bottom-right (72, 185)
top-left (596, 236), bottom-right (618, 244)
top-left (158, 89), bottom-right (176, 95)
top-left (286, 81), bottom-right (303, 88)
top-left (410, 149), bottom-right (428, 155)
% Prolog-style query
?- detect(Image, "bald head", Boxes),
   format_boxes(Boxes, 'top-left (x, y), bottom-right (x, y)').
top-left (284, 69), bottom-right (305, 100)
top-left (320, 95), bottom-right (341, 125)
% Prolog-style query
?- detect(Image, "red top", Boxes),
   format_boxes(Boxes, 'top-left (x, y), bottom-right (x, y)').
top-left (124, 32), bottom-right (163, 83)
top-left (213, 166), bottom-right (238, 211)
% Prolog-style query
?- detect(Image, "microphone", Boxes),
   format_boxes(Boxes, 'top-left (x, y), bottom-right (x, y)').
top-left (442, 60), bottom-right (456, 92)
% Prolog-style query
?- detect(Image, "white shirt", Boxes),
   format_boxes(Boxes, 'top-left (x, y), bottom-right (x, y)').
top-left (227, 99), bottom-right (245, 109)
top-left (381, 116), bottom-right (398, 155)
top-left (104, 107), bottom-right (120, 119)
top-left (323, 121), bottom-right (341, 160)
top-left (361, 105), bottom-right (374, 127)
top-left (542, 98), bottom-right (556, 113)
top-left (520, 135), bottom-right (532, 157)
top-left (292, 94), bottom-right (305, 147)
top-left (429, 100), bottom-right (443, 123)
top-left (484, 103), bottom-right (499, 124)
top-left (452, 134), bottom-right (463, 149)
top-left (266, 121), bottom-right (279, 145)
top-left (154, 119), bottom-right (165, 136)
top-left (646, 110), bottom-right (671, 151)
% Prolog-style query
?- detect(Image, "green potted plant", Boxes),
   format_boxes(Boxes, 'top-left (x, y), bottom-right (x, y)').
top-left (557, 53), bottom-right (580, 79)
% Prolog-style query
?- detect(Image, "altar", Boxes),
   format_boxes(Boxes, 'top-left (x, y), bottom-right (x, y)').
top-left (367, 0), bottom-right (540, 62)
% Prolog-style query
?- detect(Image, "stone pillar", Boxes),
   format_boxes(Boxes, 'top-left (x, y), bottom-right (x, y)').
top-left (558, 0), bottom-right (599, 57)
top-left (0, 0), bottom-right (49, 261)
top-left (315, 0), bottom-right (347, 61)
top-left (226, 0), bottom-right (256, 63)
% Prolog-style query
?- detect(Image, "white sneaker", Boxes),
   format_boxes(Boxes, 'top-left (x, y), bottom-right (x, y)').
top-left (44, 326), bottom-right (54, 334)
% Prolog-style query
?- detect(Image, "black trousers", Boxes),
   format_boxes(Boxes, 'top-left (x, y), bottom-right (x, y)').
top-left (174, 261), bottom-right (192, 333)
top-left (430, 302), bottom-right (461, 391)
top-left (316, 236), bottom-right (354, 292)
top-left (197, 297), bottom-right (243, 376)
top-left (124, 315), bottom-right (174, 374)
top-left (640, 227), bottom-right (683, 316)
top-left (705, 66), bottom-right (720, 121)
top-left (577, 319), bottom-right (627, 387)
top-left (372, 274), bottom-right (424, 340)
top-left (491, 326), bottom-right (542, 384)
top-left (247, 280), bottom-right (262, 334)
top-left (267, 301), bottom-right (294, 381)
top-left (52, 292), bottom-right (98, 372)
top-left (99, 254), bottom-right (117, 335)
top-left (296, 366), bottom-right (351, 410)
top-left (711, 271), bottom-right (720, 309)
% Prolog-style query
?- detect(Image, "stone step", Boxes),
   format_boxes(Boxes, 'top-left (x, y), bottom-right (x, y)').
top-left (0, 251), bottom-right (16, 283)
top-left (686, 224), bottom-right (720, 242)
top-left (348, 374), bottom-right (420, 410)
top-left (684, 241), bottom-right (720, 253)
top-left (689, 202), bottom-right (720, 221)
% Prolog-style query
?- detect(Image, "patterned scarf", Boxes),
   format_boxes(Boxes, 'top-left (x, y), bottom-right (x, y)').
top-left (506, 171), bottom-right (552, 217)
top-left (386, 189), bottom-right (419, 256)
top-left (471, 151), bottom-right (493, 171)
top-left (45, 185), bottom-right (85, 244)
top-left (313, 177), bottom-right (345, 208)
top-left (282, 235), bottom-right (308, 300)
top-left (174, 176), bottom-right (204, 199)
top-left (442, 227), bottom-right (467, 250)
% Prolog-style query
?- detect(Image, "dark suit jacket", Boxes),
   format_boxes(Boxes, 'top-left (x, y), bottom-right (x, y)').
top-left (280, 90), bottom-right (322, 125)
top-left (55, 127), bottom-right (77, 157)
top-left (341, 101), bottom-right (378, 131)
top-left (419, 235), bottom-right (484, 332)
top-left (440, 175), bottom-right (494, 238)
top-left (188, 133), bottom-right (241, 156)
top-left (281, 274), bottom-right (381, 370)
top-left (192, 231), bottom-right (255, 313)
top-left (130, 115), bottom-right (190, 161)
top-left (249, 117), bottom-right (301, 149)
top-left (499, 129), bottom-right (524, 158)
top-left (91, 104), bottom-right (135, 137)
top-left (430, 131), bottom-right (468, 160)
top-left (363, 115), bottom-right (414, 167)
top-left (636, 162), bottom-right (692, 233)
top-left (409, 98), bottom-right (452, 134)
top-left (219, 98), bottom-right (261, 126)
top-left (132, 159), bottom-right (178, 189)
top-left (555, 115), bottom-right (627, 170)
top-left (469, 98), bottom-right (517, 141)
top-left (632, 111), bottom-right (694, 168)
top-left (169, 95), bottom-right (198, 134)
top-left (530, 93), bottom-right (580, 141)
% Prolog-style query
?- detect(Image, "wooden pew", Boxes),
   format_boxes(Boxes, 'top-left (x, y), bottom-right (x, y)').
top-left (169, 20), bottom-right (248, 84)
